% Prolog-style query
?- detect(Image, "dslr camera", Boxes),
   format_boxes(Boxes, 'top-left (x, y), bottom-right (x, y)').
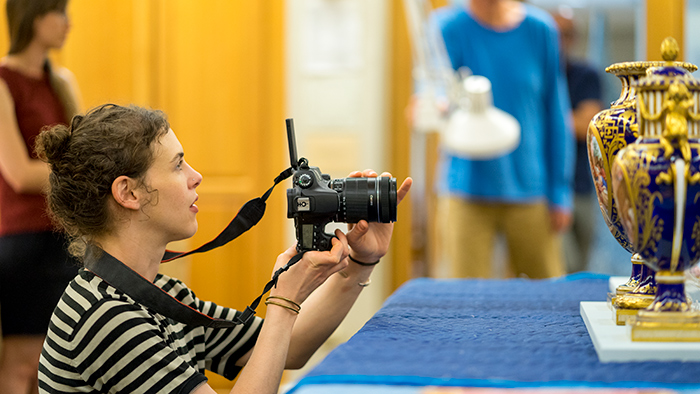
top-left (285, 119), bottom-right (398, 252)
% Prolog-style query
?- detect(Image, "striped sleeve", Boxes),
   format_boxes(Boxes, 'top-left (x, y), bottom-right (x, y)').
top-left (156, 275), bottom-right (264, 380)
top-left (40, 275), bottom-right (207, 393)
top-left (199, 301), bottom-right (263, 379)
top-left (161, 276), bottom-right (264, 381)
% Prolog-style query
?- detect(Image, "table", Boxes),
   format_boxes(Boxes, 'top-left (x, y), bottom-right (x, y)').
top-left (285, 273), bottom-right (700, 393)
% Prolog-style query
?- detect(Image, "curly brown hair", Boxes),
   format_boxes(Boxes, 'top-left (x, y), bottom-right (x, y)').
top-left (35, 104), bottom-right (170, 259)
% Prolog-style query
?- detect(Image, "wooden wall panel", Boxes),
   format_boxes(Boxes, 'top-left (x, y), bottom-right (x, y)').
top-left (60, 1), bottom-right (139, 107)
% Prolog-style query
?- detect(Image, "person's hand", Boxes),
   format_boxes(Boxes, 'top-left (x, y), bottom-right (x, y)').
top-left (344, 169), bottom-right (413, 263)
top-left (270, 230), bottom-right (349, 304)
top-left (550, 207), bottom-right (572, 233)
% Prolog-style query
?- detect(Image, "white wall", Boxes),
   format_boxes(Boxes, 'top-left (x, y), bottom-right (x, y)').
top-left (686, 0), bottom-right (700, 68)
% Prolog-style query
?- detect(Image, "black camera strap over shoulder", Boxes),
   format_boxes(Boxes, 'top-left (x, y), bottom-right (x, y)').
top-left (162, 167), bottom-right (294, 262)
top-left (86, 166), bottom-right (304, 328)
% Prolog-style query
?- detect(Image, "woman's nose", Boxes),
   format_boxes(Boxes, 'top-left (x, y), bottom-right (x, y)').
top-left (190, 169), bottom-right (202, 188)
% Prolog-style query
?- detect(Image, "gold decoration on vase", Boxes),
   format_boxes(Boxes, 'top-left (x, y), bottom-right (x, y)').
top-left (612, 37), bottom-right (700, 341)
top-left (588, 36), bottom-right (698, 325)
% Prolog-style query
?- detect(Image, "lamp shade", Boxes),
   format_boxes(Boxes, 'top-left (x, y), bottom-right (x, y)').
top-left (442, 76), bottom-right (520, 159)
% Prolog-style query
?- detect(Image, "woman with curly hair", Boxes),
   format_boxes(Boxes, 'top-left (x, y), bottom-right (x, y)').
top-left (34, 104), bottom-right (411, 393)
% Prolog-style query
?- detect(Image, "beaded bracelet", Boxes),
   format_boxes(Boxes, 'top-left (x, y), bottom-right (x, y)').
top-left (348, 255), bottom-right (380, 266)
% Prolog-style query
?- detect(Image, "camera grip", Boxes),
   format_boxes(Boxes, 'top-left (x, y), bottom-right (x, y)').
top-left (295, 220), bottom-right (336, 252)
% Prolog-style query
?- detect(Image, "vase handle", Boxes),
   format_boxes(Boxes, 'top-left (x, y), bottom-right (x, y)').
top-left (671, 158), bottom-right (687, 272)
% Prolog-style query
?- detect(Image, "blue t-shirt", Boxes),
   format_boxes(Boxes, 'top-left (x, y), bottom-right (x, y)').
top-left (435, 4), bottom-right (574, 210)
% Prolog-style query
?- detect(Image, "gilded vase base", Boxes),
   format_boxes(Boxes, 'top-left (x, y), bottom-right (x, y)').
top-left (629, 310), bottom-right (700, 342)
top-left (616, 278), bottom-right (641, 295)
top-left (612, 294), bottom-right (655, 326)
top-left (616, 285), bottom-right (635, 295)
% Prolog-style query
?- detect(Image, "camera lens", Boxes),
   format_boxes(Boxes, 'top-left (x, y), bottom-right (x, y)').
top-left (334, 177), bottom-right (397, 223)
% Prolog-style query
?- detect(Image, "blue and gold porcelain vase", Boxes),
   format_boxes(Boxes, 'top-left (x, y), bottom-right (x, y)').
top-left (611, 38), bottom-right (700, 341)
top-left (588, 62), bottom-right (646, 259)
top-left (587, 62), bottom-right (647, 301)
top-left (587, 51), bottom-right (697, 325)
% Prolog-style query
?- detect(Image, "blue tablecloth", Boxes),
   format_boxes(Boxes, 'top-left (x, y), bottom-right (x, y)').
top-left (287, 273), bottom-right (700, 393)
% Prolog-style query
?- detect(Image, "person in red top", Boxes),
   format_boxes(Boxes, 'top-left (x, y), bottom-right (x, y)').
top-left (0, 0), bottom-right (81, 392)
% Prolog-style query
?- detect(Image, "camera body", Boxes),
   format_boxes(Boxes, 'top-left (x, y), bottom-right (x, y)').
top-left (285, 119), bottom-right (397, 251)
top-left (287, 161), bottom-right (343, 252)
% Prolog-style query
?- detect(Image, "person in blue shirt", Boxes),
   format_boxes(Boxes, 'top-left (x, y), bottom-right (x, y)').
top-left (434, 0), bottom-right (574, 279)
top-left (553, 9), bottom-right (603, 274)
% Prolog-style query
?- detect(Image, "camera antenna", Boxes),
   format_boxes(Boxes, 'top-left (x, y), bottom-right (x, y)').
top-left (286, 118), bottom-right (299, 169)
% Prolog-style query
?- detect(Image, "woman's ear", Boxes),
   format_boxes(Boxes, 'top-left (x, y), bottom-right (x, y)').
top-left (111, 176), bottom-right (141, 210)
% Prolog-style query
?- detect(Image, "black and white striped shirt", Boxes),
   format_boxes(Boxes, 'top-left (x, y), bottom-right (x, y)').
top-left (39, 269), bottom-right (263, 393)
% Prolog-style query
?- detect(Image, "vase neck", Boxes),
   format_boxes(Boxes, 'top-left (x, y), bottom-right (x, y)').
top-left (611, 74), bottom-right (640, 109)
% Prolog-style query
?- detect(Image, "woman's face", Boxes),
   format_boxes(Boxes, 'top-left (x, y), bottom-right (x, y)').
top-left (33, 9), bottom-right (70, 49)
top-left (141, 129), bottom-right (203, 243)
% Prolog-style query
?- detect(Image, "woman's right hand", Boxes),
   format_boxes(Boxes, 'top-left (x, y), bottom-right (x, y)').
top-left (224, 233), bottom-right (349, 393)
top-left (269, 230), bottom-right (349, 305)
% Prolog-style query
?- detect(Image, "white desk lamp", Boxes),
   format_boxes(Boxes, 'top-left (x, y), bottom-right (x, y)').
top-left (442, 75), bottom-right (520, 159)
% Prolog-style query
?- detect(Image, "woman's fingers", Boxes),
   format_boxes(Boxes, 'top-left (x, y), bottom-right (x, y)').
top-left (397, 177), bottom-right (413, 204)
top-left (305, 230), bottom-right (348, 271)
top-left (347, 169), bottom-right (378, 178)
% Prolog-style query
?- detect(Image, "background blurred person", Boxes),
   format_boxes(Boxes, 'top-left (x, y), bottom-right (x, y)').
top-left (0, 0), bottom-right (81, 392)
top-left (433, 0), bottom-right (574, 279)
top-left (553, 7), bottom-right (604, 274)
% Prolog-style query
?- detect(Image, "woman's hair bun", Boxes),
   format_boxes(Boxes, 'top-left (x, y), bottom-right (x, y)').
top-left (35, 123), bottom-right (72, 164)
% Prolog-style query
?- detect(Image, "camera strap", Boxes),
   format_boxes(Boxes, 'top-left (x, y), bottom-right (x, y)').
top-left (86, 166), bottom-right (303, 328)
top-left (162, 166), bottom-right (294, 262)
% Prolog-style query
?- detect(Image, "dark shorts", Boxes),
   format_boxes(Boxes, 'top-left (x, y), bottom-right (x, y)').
top-left (0, 231), bottom-right (79, 336)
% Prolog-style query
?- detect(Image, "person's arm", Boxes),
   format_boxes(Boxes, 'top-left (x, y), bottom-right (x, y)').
top-left (0, 79), bottom-right (50, 193)
top-left (284, 252), bottom-right (374, 368)
top-left (572, 99), bottom-right (602, 141)
top-left (194, 300), bottom-right (298, 394)
top-left (570, 65), bottom-right (603, 142)
top-left (285, 171), bottom-right (412, 368)
top-left (197, 233), bottom-right (349, 394)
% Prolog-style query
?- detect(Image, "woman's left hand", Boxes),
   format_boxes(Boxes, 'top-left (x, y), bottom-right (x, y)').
top-left (344, 169), bottom-right (412, 263)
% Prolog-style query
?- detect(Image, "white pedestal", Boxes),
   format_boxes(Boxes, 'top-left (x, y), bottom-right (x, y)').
top-left (580, 301), bottom-right (700, 362)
